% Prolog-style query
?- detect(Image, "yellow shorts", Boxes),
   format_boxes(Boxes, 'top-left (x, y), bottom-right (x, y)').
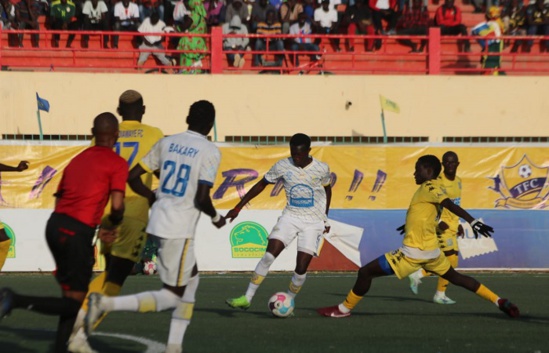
top-left (101, 216), bottom-right (147, 263)
top-left (385, 249), bottom-right (452, 279)
top-left (437, 228), bottom-right (459, 253)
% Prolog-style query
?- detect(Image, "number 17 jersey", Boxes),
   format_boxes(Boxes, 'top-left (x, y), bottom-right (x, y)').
top-left (139, 130), bottom-right (221, 239)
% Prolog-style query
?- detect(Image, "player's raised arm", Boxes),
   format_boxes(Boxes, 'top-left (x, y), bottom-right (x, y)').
top-left (0, 161), bottom-right (29, 172)
top-left (225, 177), bottom-right (270, 222)
top-left (440, 198), bottom-right (493, 238)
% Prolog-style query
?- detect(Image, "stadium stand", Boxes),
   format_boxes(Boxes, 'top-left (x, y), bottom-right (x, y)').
top-left (0, 0), bottom-right (547, 74)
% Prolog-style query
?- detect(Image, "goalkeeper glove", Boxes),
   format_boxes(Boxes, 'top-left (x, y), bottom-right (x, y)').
top-left (470, 219), bottom-right (494, 239)
top-left (396, 224), bottom-right (405, 235)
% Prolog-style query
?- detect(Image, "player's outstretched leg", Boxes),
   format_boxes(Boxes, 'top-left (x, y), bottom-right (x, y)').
top-left (442, 268), bottom-right (519, 318)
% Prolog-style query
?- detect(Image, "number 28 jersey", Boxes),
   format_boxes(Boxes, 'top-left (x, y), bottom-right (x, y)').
top-left (139, 130), bottom-right (221, 239)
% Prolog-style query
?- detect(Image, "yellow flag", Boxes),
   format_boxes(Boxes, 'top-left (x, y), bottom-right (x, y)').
top-left (379, 95), bottom-right (400, 114)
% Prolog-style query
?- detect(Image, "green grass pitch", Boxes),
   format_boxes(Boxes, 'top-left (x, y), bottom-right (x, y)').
top-left (0, 272), bottom-right (547, 353)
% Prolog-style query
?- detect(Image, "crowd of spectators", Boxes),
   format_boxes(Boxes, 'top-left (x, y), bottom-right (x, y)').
top-left (0, 0), bottom-right (547, 67)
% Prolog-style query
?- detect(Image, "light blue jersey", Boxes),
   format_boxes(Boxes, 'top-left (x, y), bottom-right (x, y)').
top-left (265, 157), bottom-right (331, 222)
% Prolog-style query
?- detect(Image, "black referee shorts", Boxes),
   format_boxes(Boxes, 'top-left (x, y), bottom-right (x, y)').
top-left (45, 212), bottom-right (96, 292)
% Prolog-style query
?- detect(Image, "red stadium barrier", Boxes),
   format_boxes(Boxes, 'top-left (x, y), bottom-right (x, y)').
top-left (1, 26), bottom-right (548, 75)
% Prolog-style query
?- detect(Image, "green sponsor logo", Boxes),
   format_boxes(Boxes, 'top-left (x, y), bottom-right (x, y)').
top-left (1, 222), bottom-right (16, 258)
top-left (230, 221), bottom-right (268, 258)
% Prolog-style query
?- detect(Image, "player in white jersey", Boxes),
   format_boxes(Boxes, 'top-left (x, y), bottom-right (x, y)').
top-left (226, 133), bottom-right (332, 311)
top-left (84, 100), bottom-right (226, 353)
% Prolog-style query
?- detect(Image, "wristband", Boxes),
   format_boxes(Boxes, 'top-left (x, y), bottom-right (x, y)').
top-left (324, 220), bottom-right (331, 228)
top-left (108, 213), bottom-right (123, 226)
top-left (212, 212), bottom-right (221, 223)
top-left (101, 215), bottom-right (122, 230)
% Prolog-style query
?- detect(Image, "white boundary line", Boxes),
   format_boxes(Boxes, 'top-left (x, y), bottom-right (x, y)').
top-left (93, 332), bottom-right (166, 353)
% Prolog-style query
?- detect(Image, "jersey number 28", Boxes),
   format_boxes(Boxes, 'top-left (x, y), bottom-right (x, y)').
top-left (161, 160), bottom-right (191, 197)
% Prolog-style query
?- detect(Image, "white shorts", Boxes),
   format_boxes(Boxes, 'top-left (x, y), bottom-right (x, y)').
top-left (154, 236), bottom-right (196, 288)
top-left (269, 215), bottom-right (325, 256)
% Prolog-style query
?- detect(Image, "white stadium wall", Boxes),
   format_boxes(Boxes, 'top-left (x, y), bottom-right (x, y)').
top-left (0, 72), bottom-right (548, 141)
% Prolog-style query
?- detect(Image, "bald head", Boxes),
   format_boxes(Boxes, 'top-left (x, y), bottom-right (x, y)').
top-left (92, 112), bottom-right (119, 147)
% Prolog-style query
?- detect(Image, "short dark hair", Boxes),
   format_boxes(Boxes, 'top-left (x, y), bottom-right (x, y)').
top-left (289, 133), bottom-right (311, 149)
top-left (442, 150), bottom-right (458, 161)
top-left (418, 155), bottom-right (442, 178)
top-left (187, 100), bottom-right (216, 129)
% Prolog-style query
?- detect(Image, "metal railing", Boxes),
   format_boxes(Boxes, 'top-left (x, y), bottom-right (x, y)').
top-left (1, 27), bottom-right (548, 75)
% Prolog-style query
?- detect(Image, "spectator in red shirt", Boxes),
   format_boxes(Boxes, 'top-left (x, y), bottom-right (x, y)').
top-left (396, 0), bottom-right (430, 52)
top-left (0, 112), bottom-right (128, 353)
top-left (435, 0), bottom-right (471, 52)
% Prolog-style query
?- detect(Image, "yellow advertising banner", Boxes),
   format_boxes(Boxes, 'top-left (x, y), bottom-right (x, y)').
top-left (1, 144), bottom-right (548, 211)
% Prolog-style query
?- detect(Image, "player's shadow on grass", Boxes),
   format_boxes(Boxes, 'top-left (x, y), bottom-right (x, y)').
top-left (323, 291), bottom-right (428, 303)
top-left (0, 326), bottom-right (56, 353)
top-left (0, 326), bottom-right (148, 353)
top-left (197, 307), bottom-right (284, 319)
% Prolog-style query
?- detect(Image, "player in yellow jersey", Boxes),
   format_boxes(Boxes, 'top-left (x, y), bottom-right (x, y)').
top-left (408, 151), bottom-right (463, 304)
top-left (68, 90), bottom-right (164, 353)
top-left (317, 155), bottom-right (519, 319)
top-left (0, 161), bottom-right (29, 271)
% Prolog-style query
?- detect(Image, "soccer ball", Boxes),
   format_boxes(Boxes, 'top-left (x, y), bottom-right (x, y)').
top-left (268, 292), bottom-right (295, 318)
top-left (142, 260), bottom-right (157, 275)
top-left (518, 164), bottom-right (532, 178)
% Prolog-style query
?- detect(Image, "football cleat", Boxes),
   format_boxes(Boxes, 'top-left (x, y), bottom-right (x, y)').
top-left (225, 295), bottom-right (251, 310)
top-left (0, 287), bottom-right (14, 319)
top-left (317, 305), bottom-right (351, 318)
top-left (498, 298), bottom-right (520, 318)
top-left (67, 334), bottom-right (98, 353)
top-left (408, 272), bottom-right (422, 295)
top-left (84, 293), bottom-right (105, 336)
top-left (433, 294), bottom-right (456, 305)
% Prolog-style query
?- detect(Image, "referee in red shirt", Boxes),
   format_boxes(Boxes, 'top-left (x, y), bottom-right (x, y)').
top-left (0, 112), bottom-right (128, 353)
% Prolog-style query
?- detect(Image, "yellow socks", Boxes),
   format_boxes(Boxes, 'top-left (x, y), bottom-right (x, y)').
top-left (342, 290), bottom-right (363, 311)
top-left (475, 284), bottom-right (499, 304)
top-left (82, 272), bottom-right (107, 312)
top-left (0, 239), bottom-right (10, 270)
top-left (103, 282), bottom-right (122, 297)
top-left (437, 254), bottom-right (458, 292)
